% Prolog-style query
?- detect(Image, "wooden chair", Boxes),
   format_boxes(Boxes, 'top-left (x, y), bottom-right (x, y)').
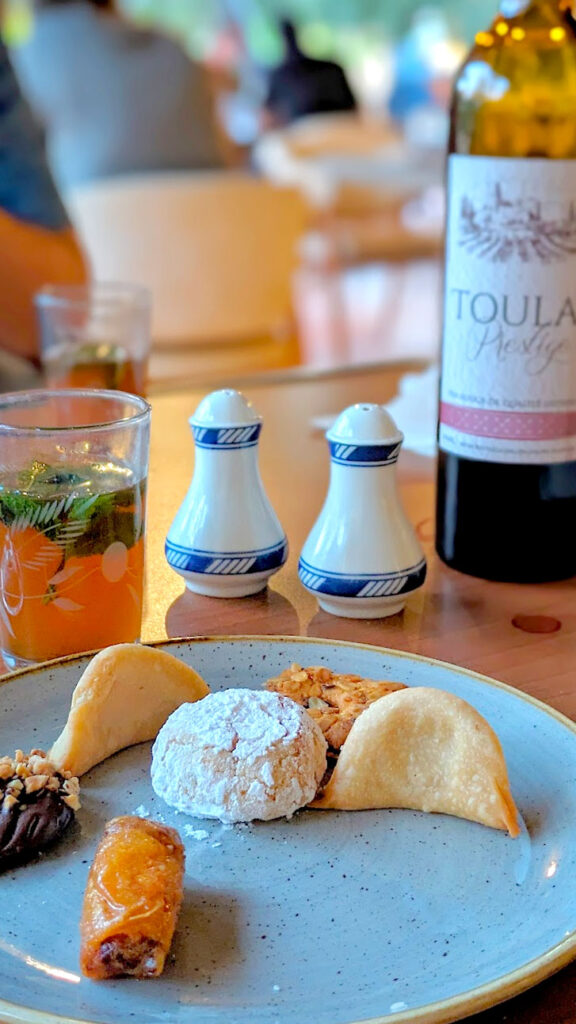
top-left (65, 171), bottom-right (309, 386)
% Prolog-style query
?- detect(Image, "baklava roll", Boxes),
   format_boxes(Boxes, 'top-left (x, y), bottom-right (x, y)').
top-left (80, 815), bottom-right (185, 979)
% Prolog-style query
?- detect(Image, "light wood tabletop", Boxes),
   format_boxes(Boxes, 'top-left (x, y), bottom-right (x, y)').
top-left (143, 360), bottom-right (576, 1024)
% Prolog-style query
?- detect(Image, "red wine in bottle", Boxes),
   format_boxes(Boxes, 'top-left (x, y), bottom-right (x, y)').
top-left (436, 0), bottom-right (576, 582)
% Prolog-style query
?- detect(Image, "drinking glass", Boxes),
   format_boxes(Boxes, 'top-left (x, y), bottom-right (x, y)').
top-left (0, 389), bottom-right (151, 669)
top-left (36, 283), bottom-right (151, 397)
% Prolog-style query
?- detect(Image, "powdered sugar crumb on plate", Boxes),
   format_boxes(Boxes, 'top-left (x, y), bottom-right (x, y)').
top-left (183, 826), bottom-right (210, 840)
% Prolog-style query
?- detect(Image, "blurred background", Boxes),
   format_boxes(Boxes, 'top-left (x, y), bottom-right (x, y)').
top-left (1, 0), bottom-right (501, 389)
top-left (4, 0), bottom-right (494, 147)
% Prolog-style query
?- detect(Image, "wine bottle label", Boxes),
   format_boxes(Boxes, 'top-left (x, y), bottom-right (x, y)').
top-left (440, 155), bottom-right (576, 464)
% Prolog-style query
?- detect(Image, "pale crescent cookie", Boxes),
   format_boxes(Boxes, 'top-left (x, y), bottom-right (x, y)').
top-left (50, 644), bottom-right (209, 776)
top-left (312, 686), bottom-right (520, 837)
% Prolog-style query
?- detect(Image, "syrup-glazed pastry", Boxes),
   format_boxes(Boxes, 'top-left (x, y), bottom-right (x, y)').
top-left (80, 816), bottom-right (185, 980)
top-left (0, 749), bottom-right (80, 870)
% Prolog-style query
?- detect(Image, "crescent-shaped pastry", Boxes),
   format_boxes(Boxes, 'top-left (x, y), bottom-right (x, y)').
top-left (50, 643), bottom-right (209, 776)
top-left (312, 687), bottom-right (520, 837)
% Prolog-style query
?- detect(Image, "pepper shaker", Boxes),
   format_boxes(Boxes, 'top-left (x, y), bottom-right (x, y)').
top-left (165, 389), bottom-right (287, 597)
top-left (299, 403), bottom-right (426, 618)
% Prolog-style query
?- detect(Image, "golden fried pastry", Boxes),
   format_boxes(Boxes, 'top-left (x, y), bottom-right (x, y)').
top-left (266, 663), bottom-right (406, 749)
top-left (312, 687), bottom-right (520, 837)
top-left (80, 816), bottom-right (185, 979)
top-left (51, 643), bottom-right (209, 776)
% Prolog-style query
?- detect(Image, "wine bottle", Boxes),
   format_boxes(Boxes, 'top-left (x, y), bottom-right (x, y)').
top-left (436, 0), bottom-right (576, 582)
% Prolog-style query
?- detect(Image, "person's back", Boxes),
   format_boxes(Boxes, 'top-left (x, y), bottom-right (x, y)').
top-left (0, 36), bottom-right (86, 372)
top-left (264, 20), bottom-right (356, 128)
top-left (13, 1), bottom-right (224, 189)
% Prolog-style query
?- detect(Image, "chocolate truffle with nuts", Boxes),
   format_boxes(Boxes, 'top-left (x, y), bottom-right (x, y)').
top-left (0, 749), bottom-right (80, 870)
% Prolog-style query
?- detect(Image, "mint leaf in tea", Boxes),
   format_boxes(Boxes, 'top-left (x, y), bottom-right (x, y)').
top-left (0, 461), bottom-right (146, 663)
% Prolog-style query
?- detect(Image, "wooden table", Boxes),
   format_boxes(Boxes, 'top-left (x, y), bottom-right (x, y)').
top-left (144, 361), bottom-right (576, 1024)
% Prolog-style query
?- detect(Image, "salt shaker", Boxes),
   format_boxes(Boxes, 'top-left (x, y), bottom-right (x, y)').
top-left (299, 403), bottom-right (426, 618)
top-left (165, 389), bottom-right (287, 597)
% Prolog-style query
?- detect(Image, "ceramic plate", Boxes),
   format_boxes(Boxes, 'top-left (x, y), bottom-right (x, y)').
top-left (1, 636), bottom-right (576, 1024)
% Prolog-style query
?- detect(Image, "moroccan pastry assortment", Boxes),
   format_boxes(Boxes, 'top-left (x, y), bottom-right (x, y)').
top-left (0, 642), bottom-right (521, 981)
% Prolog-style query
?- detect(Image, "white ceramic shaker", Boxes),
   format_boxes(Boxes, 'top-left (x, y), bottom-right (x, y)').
top-left (299, 403), bottom-right (426, 618)
top-left (165, 389), bottom-right (287, 597)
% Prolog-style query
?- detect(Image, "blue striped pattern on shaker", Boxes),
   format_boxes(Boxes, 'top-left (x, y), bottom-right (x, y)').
top-left (192, 424), bottom-right (261, 450)
top-left (328, 441), bottom-right (402, 467)
top-left (166, 538), bottom-right (288, 575)
top-left (298, 557), bottom-right (427, 597)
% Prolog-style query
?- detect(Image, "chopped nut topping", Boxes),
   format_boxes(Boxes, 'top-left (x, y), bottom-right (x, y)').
top-left (28, 755), bottom-right (55, 776)
top-left (267, 664), bottom-right (407, 750)
top-left (308, 696), bottom-right (330, 710)
top-left (292, 670), bottom-right (308, 684)
top-left (24, 774), bottom-right (50, 795)
top-left (0, 749), bottom-right (81, 813)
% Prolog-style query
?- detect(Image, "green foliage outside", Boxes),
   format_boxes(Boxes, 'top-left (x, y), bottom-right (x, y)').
top-left (119, 0), bottom-right (499, 62)
top-left (4, 0), bottom-right (500, 60)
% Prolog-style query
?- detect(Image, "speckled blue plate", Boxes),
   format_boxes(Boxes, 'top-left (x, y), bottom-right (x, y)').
top-left (1, 636), bottom-right (576, 1024)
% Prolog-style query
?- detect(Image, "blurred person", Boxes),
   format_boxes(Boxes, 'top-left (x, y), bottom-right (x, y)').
top-left (263, 19), bottom-right (357, 128)
top-left (12, 0), bottom-right (225, 190)
top-left (0, 35), bottom-right (85, 372)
